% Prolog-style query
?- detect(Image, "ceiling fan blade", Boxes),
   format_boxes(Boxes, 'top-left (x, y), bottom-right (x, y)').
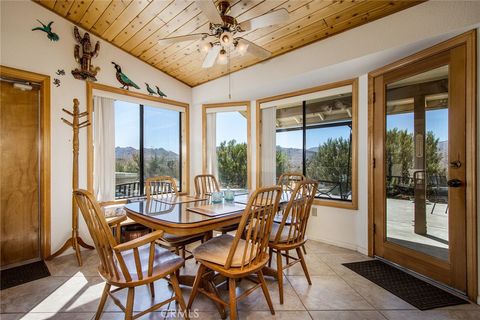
top-left (202, 45), bottom-right (221, 68)
top-left (239, 8), bottom-right (289, 31)
top-left (158, 33), bottom-right (208, 44)
top-left (195, 0), bottom-right (223, 25)
top-left (237, 38), bottom-right (271, 59)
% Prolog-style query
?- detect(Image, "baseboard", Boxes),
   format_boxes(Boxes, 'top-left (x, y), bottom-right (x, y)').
top-left (307, 236), bottom-right (358, 252)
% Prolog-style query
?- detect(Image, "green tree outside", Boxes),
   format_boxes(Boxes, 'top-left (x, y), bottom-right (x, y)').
top-left (216, 139), bottom-right (247, 189)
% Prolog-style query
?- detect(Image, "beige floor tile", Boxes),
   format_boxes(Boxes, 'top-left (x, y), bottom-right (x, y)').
top-left (29, 276), bottom-right (105, 313)
top-left (319, 253), bottom-right (373, 276)
top-left (310, 310), bottom-right (387, 320)
top-left (18, 312), bottom-right (95, 320)
top-left (339, 272), bottom-right (415, 310)
top-left (239, 310), bottom-right (312, 319)
top-left (236, 275), bottom-right (306, 311)
top-left (304, 242), bottom-right (356, 254)
top-left (381, 310), bottom-right (480, 320)
top-left (287, 275), bottom-right (373, 310)
top-left (99, 310), bottom-right (215, 319)
top-left (0, 277), bottom-right (67, 313)
top-left (45, 250), bottom-right (99, 277)
top-left (0, 314), bottom-right (24, 320)
top-left (281, 253), bottom-right (336, 277)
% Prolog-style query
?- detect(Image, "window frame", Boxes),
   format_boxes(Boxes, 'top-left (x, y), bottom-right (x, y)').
top-left (86, 82), bottom-right (190, 200)
top-left (202, 101), bottom-right (252, 190)
top-left (256, 78), bottom-right (358, 209)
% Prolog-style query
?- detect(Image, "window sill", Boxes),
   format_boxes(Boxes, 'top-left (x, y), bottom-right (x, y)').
top-left (313, 198), bottom-right (358, 210)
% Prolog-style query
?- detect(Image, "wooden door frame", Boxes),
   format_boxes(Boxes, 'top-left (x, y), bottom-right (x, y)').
top-left (0, 65), bottom-right (51, 259)
top-left (202, 101), bottom-right (252, 190)
top-left (367, 30), bottom-right (477, 300)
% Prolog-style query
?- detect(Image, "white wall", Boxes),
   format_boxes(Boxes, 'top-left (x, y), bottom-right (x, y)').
top-left (192, 0), bottom-right (480, 254)
top-left (0, 0), bottom-right (191, 255)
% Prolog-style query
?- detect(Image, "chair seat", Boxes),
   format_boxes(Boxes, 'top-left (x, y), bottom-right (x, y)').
top-left (193, 234), bottom-right (257, 267)
top-left (101, 244), bottom-right (184, 284)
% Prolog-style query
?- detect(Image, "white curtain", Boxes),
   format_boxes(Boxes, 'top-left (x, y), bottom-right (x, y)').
top-left (93, 96), bottom-right (116, 201)
top-left (206, 113), bottom-right (218, 178)
top-left (261, 107), bottom-right (277, 186)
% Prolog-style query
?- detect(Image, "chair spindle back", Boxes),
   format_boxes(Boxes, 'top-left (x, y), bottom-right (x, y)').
top-left (272, 180), bottom-right (318, 246)
top-left (194, 174), bottom-right (220, 196)
top-left (225, 186), bottom-right (282, 270)
top-left (145, 176), bottom-right (179, 200)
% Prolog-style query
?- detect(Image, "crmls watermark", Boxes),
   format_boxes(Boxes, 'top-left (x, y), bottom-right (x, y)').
top-left (157, 309), bottom-right (200, 318)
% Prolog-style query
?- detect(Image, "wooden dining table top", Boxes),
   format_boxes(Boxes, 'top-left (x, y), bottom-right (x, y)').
top-left (124, 191), bottom-right (292, 236)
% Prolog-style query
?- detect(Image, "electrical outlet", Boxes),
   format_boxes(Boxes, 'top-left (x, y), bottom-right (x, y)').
top-left (311, 207), bottom-right (317, 217)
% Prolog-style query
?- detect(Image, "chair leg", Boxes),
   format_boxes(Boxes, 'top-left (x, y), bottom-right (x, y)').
top-left (286, 250), bottom-right (289, 264)
top-left (125, 287), bottom-right (135, 320)
top-left (95, 283), bottom-right (110, 320)
top-left (171, 273), bottom-right (189, 320)
top-left (302, 244), bottom-right (307, 255)
top-left (228, 278), bottom-right (237, 320)
top-left (276, 250), bottom-right (284, 304)
top-left (268, 247), bottom-right (273, 267)
top-left (187, 264), bottom-right (206, 310)
top-left (296, 247), bottom-right (312, 285)
top-left (148, 283), bottom-right (155, 298)
top-left (257, 271), bottom-right (275, 315)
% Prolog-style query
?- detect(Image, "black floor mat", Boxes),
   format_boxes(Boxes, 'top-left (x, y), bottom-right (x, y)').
top-left (343, 260), bottom-right (468, 310)
top-left (1, 261), bottom-right (51, 290)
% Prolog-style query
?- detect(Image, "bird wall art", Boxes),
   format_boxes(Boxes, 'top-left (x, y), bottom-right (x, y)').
top-left (155, 86), bottom-right (167, 98)
top-left (145, 83), bottom-right (156, 95)
top-left (32, 20), bottom-right (59, 42)
top-left (112, 62), bottom-right (140, 90)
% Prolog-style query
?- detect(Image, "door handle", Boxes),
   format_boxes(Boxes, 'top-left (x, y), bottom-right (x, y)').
top-left (447, 179), bottom-right (462, 188)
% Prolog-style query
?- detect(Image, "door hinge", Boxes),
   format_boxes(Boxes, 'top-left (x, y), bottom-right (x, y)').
top-left (373, 158), bottom-right (376, 168)
top-left (373, 223), bottom-right (376, 234)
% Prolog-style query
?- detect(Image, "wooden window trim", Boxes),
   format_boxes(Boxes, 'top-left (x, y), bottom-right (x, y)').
top-left (202, 101), bottom-right (252, 190)
top-left (86, 82), bottom-right (191, 196)
top-left (256, 78), bottom-right (358, 210)
top-left (0, 65), bottom-right (51, 258)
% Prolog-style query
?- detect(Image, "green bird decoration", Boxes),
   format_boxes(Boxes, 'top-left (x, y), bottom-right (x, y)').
top-left (155, 86), bottom-right (167, 98)
top-left (145, 83), bottom-right (156, 95)
top-left (32, 20), bottom-right (59, 41)
top-left (112, 62), bottom-right (140, 90)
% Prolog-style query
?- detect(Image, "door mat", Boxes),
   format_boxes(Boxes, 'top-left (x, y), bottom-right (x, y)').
top-left (1, 260), bottom-right (51, 290)
top-left (343, 259), bottom-right (468, 310)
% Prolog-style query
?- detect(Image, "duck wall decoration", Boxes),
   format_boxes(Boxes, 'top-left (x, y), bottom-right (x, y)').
top-left (32, 20), bottom-right (59, 42)
top-left (112, 62), bottom-right (140, 90)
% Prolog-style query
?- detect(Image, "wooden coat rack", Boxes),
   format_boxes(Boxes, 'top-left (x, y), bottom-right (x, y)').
top-left (47, 98), bottom-right (93, 265)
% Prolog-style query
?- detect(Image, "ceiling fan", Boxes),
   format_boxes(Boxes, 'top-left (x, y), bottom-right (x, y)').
top-left (158, 0), bottom-right (290, 68)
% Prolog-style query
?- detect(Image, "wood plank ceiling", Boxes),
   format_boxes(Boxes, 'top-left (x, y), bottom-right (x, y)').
top-left (34, 0), bottom-right (422, 87)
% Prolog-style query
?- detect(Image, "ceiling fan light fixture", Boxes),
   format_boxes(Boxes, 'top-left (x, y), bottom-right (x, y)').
top-left (218, 49), bottom-right (228, 65)
top-left (201, 41), bottom-right (212, 53)
top-left (220, 32), bottom-right (233, 46)
top-left (236, 41), bottom-right (249, 55)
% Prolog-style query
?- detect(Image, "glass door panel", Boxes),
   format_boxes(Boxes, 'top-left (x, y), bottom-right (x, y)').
top-left (385, 65), bottom-right (449, 261)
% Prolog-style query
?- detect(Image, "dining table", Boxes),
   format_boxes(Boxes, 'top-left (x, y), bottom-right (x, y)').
top-left (123, 191), bottom-right (292, 285)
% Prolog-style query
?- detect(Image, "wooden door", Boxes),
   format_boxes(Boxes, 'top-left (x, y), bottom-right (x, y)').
top-left (0, 80), bottom-right (40, 267)
top-left (372, 44), bottom-right (468, 292)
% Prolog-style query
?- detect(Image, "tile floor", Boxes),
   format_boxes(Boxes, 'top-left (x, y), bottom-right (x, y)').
top-left (1, 240), bottom-right (479, 320)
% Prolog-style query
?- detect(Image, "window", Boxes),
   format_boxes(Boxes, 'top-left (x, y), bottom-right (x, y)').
top-left (114, 102), bottom-right (184, 199)
top-left (203, 103), bottom-right (251, 192)
top-left (259, 80), bottom-right (357, 208)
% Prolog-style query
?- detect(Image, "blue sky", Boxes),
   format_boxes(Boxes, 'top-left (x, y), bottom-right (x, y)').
top-left (386, 108), bottom-right (448, 141)
top-left (115, 100), bottom-right (448, 152)
top-left (216, 111), bottom-right (247, 145)
top-left (114, 100), bottom-right (180, 152)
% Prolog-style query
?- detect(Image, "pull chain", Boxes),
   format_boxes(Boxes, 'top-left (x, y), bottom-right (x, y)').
top-left (228, 46), bottom-right (231, 100)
